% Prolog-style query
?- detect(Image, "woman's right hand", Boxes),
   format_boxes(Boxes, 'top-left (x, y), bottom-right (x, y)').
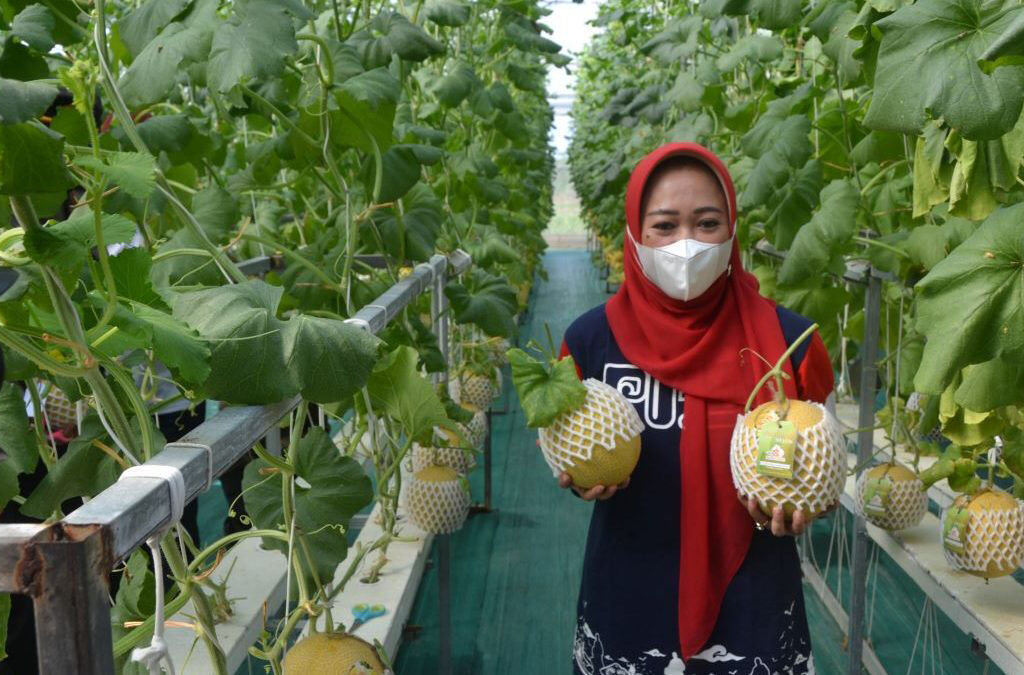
top-left (559, 472), bottom-right (630, 501)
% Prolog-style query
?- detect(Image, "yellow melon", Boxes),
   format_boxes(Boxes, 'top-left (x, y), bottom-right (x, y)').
top-left (855, 463), bottom-right (927, 531)
top-left (282, 633), bottom-right (385, 674)
top-left (730, 400), bottom-right (845, 519)
top-left (404, 466), bottom-right (470, 535)
top-left (538, 378), bottom-right (644, 489)
top-left (942, 488), bottom-right (1024, 579)
top-left (451, 372), bottom-right (497, 410)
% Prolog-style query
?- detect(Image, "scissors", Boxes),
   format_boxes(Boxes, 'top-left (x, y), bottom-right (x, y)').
top-left (350, 603), bottom-right (386, 632)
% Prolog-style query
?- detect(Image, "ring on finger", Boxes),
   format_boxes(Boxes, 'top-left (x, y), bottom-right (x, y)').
top-left (754, 521), bottom-right (766, 531)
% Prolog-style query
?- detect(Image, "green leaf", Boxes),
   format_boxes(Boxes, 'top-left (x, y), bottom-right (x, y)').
top-left (243, 427), bottom-right (372, 589)
top-left (445, 269), bottom-right (518, 338)
top-left (979, 11), bottom-right (1024, 72)
top-left (740, 116), bottom-right (813, 212)
top-left (112, 550), bottom-right (156, 623)
top-left (192, 185), bottom-right (239, 243)
top-left (118, 22), bottom-right (211, 108)
top-left (640, 17), bottom-right (701, 64)
top-left (373, 145), bottom-right (422, 202)
top-left (207, 0), bottom-right (299, 95)
top-left (0, 121), bottom-right (75, 194)
top-left (367, 345), bottom-right (453, 442)
top-left (914, 203), bottom-right (1024, 394)
top-left (0, 382), bottom-right (36, 474)
top-left (865, 1), bottom-right (1024, 140)
top-left (375, 11), bottom-right (444, 62)
top-left (424, 0), bottom-right (469, 27)
top-left (750, 0), bottom-right (802, 30)
top-left (118, 0), bottom-right (192, 59)
top-left (281, 315), bottom-right (379, 404)
top-left (131, 302), bottom-right (212, 385)
top-left (21, 416), bottom-right (119, 519)
top-left (0, 460), bottom-right (17, 515)
top-left (332, 68), bottom-right (400, 153)
top-left (73, 152), bottom-right (155, 200)
top-left (23, 210), bottom-right (137, 271)
top-left (716, 34), bottom-right (784, 71)
top-left (12, 3), bottom-right (55, 51)
top-left (430, 60), bottom-right (478, 108)
top-left (0, 77), bottom-right (56, 124)
top-left (172, 281), bottom-right (297, 404)
top-left (954, 358), bottom-right (1024, 411)
top-left (766, 159), bottom-right (823, 250)
top-left (507, 348), bottom-right (587, 428)
top-left (902, 225), bottom-right (947, 271)
top-left (778, 180), bottom-right (859, 284)
top-left (0, 592), bottom-right (9, 661)
top-left (667, 71), bottom-right (704, 112)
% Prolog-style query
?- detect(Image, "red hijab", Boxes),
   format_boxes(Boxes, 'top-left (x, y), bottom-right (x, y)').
top-left (606, 143), bottom-right (799, 659)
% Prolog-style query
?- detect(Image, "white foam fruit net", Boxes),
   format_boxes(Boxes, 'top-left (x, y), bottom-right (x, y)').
top-left (405, 476), bottom-right (470, 535)
top-left (466, 409), bottom-right (488, 448)
top-left (730, 402), bottom-right (846, 515)
top-left (451, 373), bottom-right (497, 409)
top-left (538, 378), bottom-right (645, 476)
top-left (411, 443), bottom-right (475, 474)
top-left (855, 468), bottom-right (927, 531)
top-left (941, 500), bottom-right (1024, 576)
top-left (43, 387), bottom-right (79, 429)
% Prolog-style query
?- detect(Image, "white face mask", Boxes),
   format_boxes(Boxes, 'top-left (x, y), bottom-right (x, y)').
top-left (627, 228), bottom-right (733, 301)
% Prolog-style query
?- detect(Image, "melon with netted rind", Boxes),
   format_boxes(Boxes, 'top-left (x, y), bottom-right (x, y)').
top-left (451, 372), bottom-right (498, 409)
top-left (941, 488), bottom-right (1024, 579)
top-left (730, 400), bottom-right (846, 519)
top-left (282, 632), bottom-right (385, 674)
top-left (411, 438), bottom-right (475, 474)
top-left (855, 463), bottom-right (927, 531)
top-left (539, 378), bottom-right (644, 489)
top-left (404, 465), bottom-right (470, 534)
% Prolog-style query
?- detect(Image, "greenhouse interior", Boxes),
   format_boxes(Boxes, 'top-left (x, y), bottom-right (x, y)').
top-left (0, 0), bottom-right (1022, 674)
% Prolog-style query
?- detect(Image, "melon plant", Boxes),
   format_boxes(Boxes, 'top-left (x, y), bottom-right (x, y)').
top-left (730, 325), bottom-right (846, 519)
top-left (507, 345), bottom-right (644, 490)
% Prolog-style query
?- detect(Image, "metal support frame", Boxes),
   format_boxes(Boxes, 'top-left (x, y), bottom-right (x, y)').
top-left (847, 272), bottom-right (883, 675)
top-left (0, 250), bottom-right (471, 674)
top-left (469, 408), bottom-right (495, 516)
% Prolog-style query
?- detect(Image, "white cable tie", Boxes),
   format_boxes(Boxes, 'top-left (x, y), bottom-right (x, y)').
top-left (364, 303), bottom-right (389, 323)
top-left (169, 442), bottom-right (215, 493)
top-left (119, 464), bottom-right (186, 536)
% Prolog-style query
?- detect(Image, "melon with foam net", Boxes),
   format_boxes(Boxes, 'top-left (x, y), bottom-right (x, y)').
top-left (539, 378), bottom-right (644, 489)
top-left (282, 632), bottom-right (385, 674)
top-left (730, 399), bottom-right (846, 519)
top-left (404, 465), bottom-right (470, 535)
top-left (942, 488), bottom-right (1024, 579)
top-left (855, 462), bottom-right (927, 531)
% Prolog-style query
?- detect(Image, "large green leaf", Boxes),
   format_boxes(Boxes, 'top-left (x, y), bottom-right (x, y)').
top-left (206, 0), bottom-right (302, 95)
top-left (507, 348), bottom-right (586, 428)
top-left (914, 203), bottom-right (1024, 394)
top-left (778, 179), bottom-right (859, 284)
top-left (979, 11), bottom-right (1024, 72)
top-left (23, 210), bottom-right (137, 271)
top-left (12, 3), bottom-right (55, 51)
top-left (172, 281), bottom-right (296, 404)
top-left (640, 17), bottom-right (701, 64)
top-left (445, 268), bottom-right (518, 337)
top-left (118, 22), bottom-right (211, 108)
top-left (740, 116), bottom-right (813, 212)
top-left (281, 315), bottom-right (379, 404)
top-left (766, 159), bottom-right (823, 250)
top-left (191, 185), bottom-right (239, 243)
top-left (129, 302), bottom-right (212, 385)
top-left (865, 1), bottom-right (1024, 140)
top-left (954, 358), bottom-right (1024, 411)
top-left (430, 60), bottom-right (478, 108)
top-left (332, 68), bottom-right (400, 153)
top-left (0, 77), bottom-right (57, 124)
top-left (0, 121), bottom-right (75, 194)
top-left (424, 0), bottom-right (469, 27)
top-left (72, 152), bottom-right (155, 199)
top-left (0, 381), bottom-right (37, 474)
top-left (366, 345), bottom-right (453, 443)
top-left (716, 34), bottom-right (784, 71)
top-left (118, 0), bottom-right (192, 58)
top-left (243, 427), bottom-right (372, 589)
top-left (374, 11), bottom-right (444, 62)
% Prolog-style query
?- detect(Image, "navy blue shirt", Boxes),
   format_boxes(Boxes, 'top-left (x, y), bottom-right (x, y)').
top-left (564, 303), bottom-right (820, 675)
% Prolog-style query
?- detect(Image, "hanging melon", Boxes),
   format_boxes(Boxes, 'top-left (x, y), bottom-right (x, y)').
top-left (941, 488), bottom-right (1024, 579)
top-left (451, 370), bottom-right (499, 410)
top-left (404, 465), bottom-right (470, 535)
top-left (855, 463), bottom-right (928, 531)
top-left (43, 385), bottom-right (79, 429)
top-left (411, 436), bottom-right (475, 474)
top-left (508, 347), bottom-right (644, 490)
top-left (462, 404), bottom-right (489, 448)
top-left (730, 323), bottom-right (846, 519)
top-left (282, 632), bottom-right (385, 674)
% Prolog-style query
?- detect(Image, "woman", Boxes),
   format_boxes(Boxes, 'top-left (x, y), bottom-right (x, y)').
top-left (560, 143), bottom-right (834, 675)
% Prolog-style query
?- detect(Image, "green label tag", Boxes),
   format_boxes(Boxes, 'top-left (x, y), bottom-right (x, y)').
top-left (863, 477), bottom-right (893, 517)
top-left (943, 507), bottom-right (970, 554)
top-left (756, 419), bottom-right (797, 479)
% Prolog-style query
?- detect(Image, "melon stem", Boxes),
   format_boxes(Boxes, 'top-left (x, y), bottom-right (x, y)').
top-left (744, 323), bottom-right (820, 414)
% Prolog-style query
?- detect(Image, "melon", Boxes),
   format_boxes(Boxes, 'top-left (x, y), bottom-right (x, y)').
top-left (43, 386), bottom-right (78, 429)
top-left (941, 488), bottom-right (1024, 579)
top-left (539, 378), bottom-right (644, 489)
top-left (404, 466), bottom-right (470, 535)
top-left (855, 463), bottom-right (928, 531)
top-left (451, 371), bottom-right (498, 410)
top-left (730, 399), bottom-right (846, 519)
top-left (411, 439), bottom-right (475, 474)
top-left (282, 633), bottom-right (385, 674)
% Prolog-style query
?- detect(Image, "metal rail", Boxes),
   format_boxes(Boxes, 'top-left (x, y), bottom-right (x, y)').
top-left (0, 250), bottom-right (471, 674)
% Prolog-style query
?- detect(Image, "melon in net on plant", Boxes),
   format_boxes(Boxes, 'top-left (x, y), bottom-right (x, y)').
top-left (941, 488), bottom-right (1024, 580)
top-left (729, 323), bottom-right (846, 519)
top-left (507, 346), bottom-right (643, 490)
top-left (855, 462), bottom-right (928, 531)
top-left (451, 369), bottom-right (498, 409)
top-left (404, 465), bottom-right (471, 535)
top-left (411, 426), bottom-right (476, 474)
top-left (282, 632), bottom-right (386, 674)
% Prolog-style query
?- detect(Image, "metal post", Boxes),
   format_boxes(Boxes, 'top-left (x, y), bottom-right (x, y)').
top-left (484, 408), bottom-right (493, 511)
top-left (848, 271), bottom-right (882, 675)
top-left (437, 533), bottom-right (452, 675)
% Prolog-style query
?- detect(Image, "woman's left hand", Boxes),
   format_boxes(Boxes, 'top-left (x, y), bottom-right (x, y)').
top-left (738, 492), bottom-right (838, 537)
